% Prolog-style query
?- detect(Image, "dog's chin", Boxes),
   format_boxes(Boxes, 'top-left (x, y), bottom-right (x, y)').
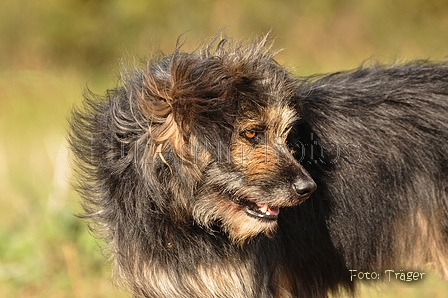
top-left (192, 196), bottom-right (281, 245)
top-left (224, 205), bottom-right (280, 245)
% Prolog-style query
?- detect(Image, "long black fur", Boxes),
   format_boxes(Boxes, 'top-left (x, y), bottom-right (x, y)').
top-left (291, 62), bottom-right (448, 281)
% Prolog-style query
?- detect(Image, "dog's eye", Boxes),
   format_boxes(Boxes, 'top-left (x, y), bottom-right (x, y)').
top-left (244, 130), bottom-right (257, 139)
top-left (241, 129), bottom-right (265, 144)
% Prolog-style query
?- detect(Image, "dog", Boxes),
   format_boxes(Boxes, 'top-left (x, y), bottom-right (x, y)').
top-left (290, 62), bottom-right (448, 284)
top-left (69, 36), bottom-right (352, 298)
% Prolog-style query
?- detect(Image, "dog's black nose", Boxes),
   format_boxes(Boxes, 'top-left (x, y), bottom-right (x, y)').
top-left (293, 179), bottom-right (317, 199)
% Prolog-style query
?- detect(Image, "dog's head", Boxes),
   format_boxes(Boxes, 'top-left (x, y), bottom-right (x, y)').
top-left (131, 36), bottom-right (316, 244)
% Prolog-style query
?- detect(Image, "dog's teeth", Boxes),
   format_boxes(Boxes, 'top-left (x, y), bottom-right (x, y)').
top-left (259, 204), bottom-right (268, 214)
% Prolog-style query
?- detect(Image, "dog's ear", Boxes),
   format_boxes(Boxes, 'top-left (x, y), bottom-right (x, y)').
top-left (133, 55), bottom-right (184, 162)
top-left (137, 53), bottom-right (246, 162)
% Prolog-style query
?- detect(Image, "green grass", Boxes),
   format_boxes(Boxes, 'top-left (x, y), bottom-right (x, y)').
top-left (0, 70), bottom-right (129, 298)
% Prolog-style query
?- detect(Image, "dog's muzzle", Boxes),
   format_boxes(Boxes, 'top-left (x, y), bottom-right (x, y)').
top-left (236, 178), bottom-right (316, 221)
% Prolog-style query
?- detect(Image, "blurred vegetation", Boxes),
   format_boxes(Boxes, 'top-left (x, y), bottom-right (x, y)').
top-left (1, 0), bottom-right (448, 297)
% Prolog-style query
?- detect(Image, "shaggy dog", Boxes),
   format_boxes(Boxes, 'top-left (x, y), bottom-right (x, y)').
top-left (290, 62), bottom-right (448, 283)
top-left (69, 36), bottom-right (350, 298)
top-left (69, 32), bottom-right (448, 297)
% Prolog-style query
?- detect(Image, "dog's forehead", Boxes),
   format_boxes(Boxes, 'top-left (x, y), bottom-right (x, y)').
top-left (238, 96), bottom-right (297, 132)
top-left (265, 103), bottom-right (297, 131)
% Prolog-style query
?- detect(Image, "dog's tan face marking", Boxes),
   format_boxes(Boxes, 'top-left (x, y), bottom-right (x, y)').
top-left (193, 99), bottom-right (316, 245)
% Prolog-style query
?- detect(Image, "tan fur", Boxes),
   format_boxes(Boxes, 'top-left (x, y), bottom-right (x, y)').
top-left (395, 209), bottom-right (448, 278)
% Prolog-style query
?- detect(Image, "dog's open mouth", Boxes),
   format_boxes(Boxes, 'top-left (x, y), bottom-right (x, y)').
top-left (238, 199), bottom-right (280, 221)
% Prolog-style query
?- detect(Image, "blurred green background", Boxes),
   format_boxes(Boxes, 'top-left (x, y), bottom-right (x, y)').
top-left (1, 0), bottom-right (448, 297)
